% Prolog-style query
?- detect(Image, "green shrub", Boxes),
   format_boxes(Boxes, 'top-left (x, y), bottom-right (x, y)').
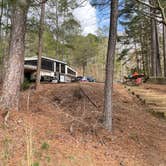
top-left (41, 142), bottom-right (49, 150)
top-left (45, 156), bottom-right (51, 163)
top-left (21, 80), bottom-right (31, 90)
top-left (32, 162), bottom-right (39, 166)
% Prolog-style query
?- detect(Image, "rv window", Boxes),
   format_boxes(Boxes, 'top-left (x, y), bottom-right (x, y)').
top-left (67, 68), bottom-right (76, 76)
top-left (24, 60), bottom-right (37, 66)
top-left (61, 64), bottom-right (65, 74)
top-left (41, 59), bottom-right (54, 71)
top-left (56, 63), bottom-right (59, 72)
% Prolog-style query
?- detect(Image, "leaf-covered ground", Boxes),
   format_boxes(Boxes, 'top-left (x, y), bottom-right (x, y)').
top-left (0, 83), bottom-right (166, 166)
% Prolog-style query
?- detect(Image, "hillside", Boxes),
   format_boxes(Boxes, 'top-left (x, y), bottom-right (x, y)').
top-left (0, 83), bottom-right (166, 166)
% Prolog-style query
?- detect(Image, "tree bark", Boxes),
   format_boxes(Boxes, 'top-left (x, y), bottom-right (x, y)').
top-left (1, 3), bottom-right (10, 84)
top-left (144, 32), bottom-right (150, 77)
top-left (2, 4), bottom-right (10, 83)
top-left (140, 34), bottom-right (146, 75)
top-left (134, 41), bottom-right (139, 72)
top-left (149, 0), bottom-right (157, 77)
top-left (149, 0), bottom-right (162, 77)
top-left (82, 64), bottom-right (85, 76)
top-left (55, 0), bottom-right (59, 58)
top-left (0, 0), bottom-right (4, 40)
top-left (104, 0), bottom-right (119, 131)
top-left (0, 2), bottom-right (30, 111)
top-left (163, 24), bottom-right (166, 77)
top-left (150, 18), bottom-right (157, 77)
top-left (0, 0), bottom-right (4, 82)
top-left (155, 22), bottom-right (162, 76)
top-left (36, 0), bottom-right (45, 89)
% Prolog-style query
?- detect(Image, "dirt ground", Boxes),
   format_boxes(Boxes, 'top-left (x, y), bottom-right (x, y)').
top-left (0, 83), bottom-right (166, 166)
top-left (140, 83), bottom-right (166, 94)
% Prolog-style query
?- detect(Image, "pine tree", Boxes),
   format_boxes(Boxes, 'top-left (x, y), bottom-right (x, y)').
top-left (0, 0), bottom-right (30, 110)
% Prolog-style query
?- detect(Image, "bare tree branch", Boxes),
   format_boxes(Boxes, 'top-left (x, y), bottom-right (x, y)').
top-left (157, 0), bottom-right (166, 24)
top-left (135, 0), bottom-right (166, 25)
top-left (135, 0), bottom-right (159, 10)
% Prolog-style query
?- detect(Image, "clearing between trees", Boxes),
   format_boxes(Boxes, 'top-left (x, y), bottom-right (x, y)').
top-left (0, 83), bottom-right (166, 166)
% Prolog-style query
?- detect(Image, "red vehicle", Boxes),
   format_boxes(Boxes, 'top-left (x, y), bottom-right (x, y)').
top-left (124, 72), bottom-right (144, 86)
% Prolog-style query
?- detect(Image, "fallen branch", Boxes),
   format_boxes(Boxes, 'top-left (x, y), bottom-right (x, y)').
top-left (79, 84), bottom-right (99, 109)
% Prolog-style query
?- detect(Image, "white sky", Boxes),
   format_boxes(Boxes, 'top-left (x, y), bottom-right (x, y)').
top-left (73, 1), bottom-right (98, 35)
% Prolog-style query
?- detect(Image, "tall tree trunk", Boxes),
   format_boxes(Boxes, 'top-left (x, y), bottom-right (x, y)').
top-left (104, 0), bottom-right (119, 131)
top-left (62, 9), bottom-right (66, 61)
top-left (141, 42), bottom-right (146, 75)
top-left (0, 2), bottom-right (29, 111)
top-left (134, 41), bottom-right (139, 72)
top-left (82, 64), bottom-right (85, 76)
top-left (140, 22), bottom-right (148, 76)
top-left (139, 34), bottom-right (145, 73)
top-left (0, 0), bottom-right (4, 82)
top-left (1, 4), bottom-right (10, 83)
top-left (155, 22), bottom-right (162, 76)
top-left (149, 0), bottom-right (162, 77)
top-left (150, 18), bottom-right (157, 77)
top-left (36, 0), bottom-right (45, 89)
top-left (163, 24), bottom-right (166, 77)
top-left (55, 0), bottom-right (59, 58)
top-left (0, 0), bottom-right (4, 40)
top-left (149, 0), bottom-right (157, 77)
top-left (144, 33), bottom-right (150, 77)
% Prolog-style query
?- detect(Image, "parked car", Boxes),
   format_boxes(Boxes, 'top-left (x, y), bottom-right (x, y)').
top-left (87, 76), bottom-right (96, 82)
top-left (71, 76), bottom-right (95, 83)
top-left (76, 76), bottom-right (83, 81)
top-left (71, 76), bottom-right (83, 82)
top-left (81, 76), bottom-right (88, 82)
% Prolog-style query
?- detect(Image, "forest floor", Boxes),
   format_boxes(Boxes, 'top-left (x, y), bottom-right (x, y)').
top-left (125, 84), bottom-right (166, 118)
top-left (0, 83), bottom-right (166, 166)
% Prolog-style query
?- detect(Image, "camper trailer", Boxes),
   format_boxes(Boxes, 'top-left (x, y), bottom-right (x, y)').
top-left (24, 56), bottom-right (77, 83)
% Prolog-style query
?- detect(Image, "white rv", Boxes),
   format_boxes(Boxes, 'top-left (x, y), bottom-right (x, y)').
top-left (24, 56), bottom-right (77, 83)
